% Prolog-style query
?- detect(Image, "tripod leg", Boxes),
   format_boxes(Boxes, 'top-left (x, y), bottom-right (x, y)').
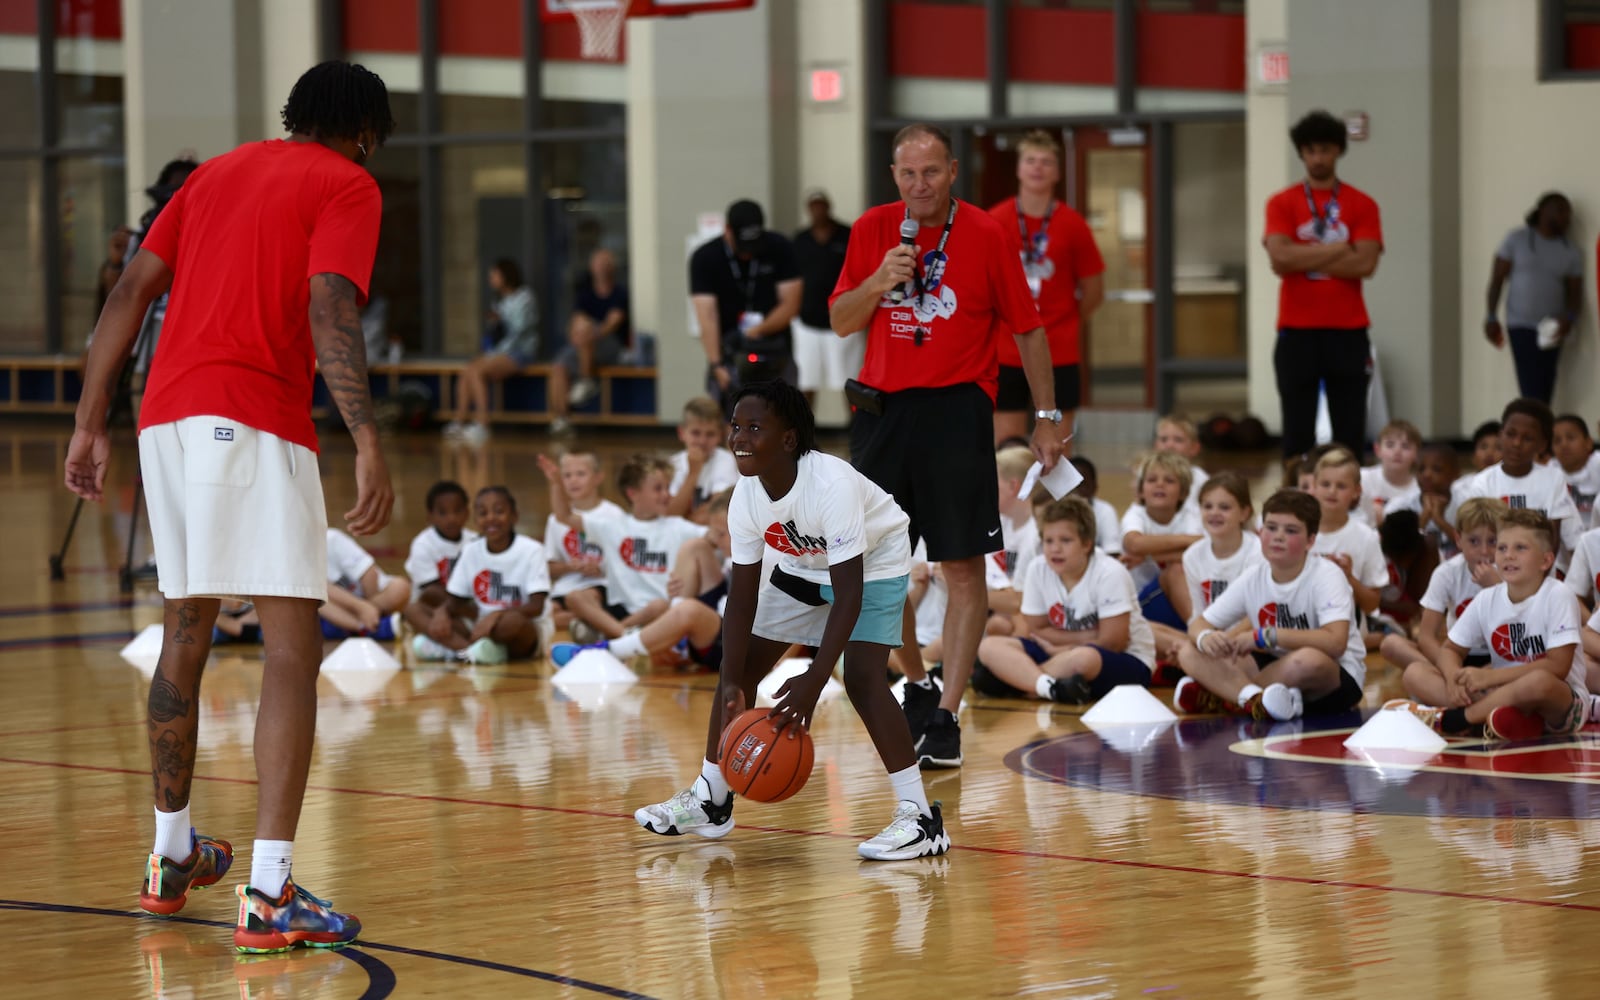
top-left (51, 496), bottom-right (87, 581)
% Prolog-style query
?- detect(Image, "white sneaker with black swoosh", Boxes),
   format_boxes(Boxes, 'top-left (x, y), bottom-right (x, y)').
top-left (858, 801), bottom-right (951, 861)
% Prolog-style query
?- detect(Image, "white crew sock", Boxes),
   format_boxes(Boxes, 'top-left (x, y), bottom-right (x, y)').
top-left (250, 840), bottom-right (294, 897)
top-left (152, 804), bottom-right (194, 860)
top-left (695, 757), bottom-right (731, 802)
top-left (888, 764), bottom-right (932, 818)
top-left (607, 631), bottom-right (646, 658)
top-left (1236, 683), bottom-right (1264, 705)
top-left (1035, 674), bottom-right (1056, 699)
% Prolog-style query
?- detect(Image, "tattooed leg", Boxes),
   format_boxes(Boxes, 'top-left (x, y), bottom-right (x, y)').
top-left (149, 598), bottom-right (220, 812)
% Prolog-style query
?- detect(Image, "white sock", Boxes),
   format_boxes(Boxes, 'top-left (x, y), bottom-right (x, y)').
top-left (1237, 683), bottom-right (1264, 705)
top-left (695, 757), bottom-right (731, 802)
top-left (152, 804), bottom-right (193, 860)
top-left (250, 840), bottom-right (294, 897)
top-left (911, 677), bottom-right (935, 690)
top-left (1035, 674), bottom-right (1056, 699)
top-left (608, 631), bottom-right (646, 658)
top-left (888, 764), bottom-right (932, 818)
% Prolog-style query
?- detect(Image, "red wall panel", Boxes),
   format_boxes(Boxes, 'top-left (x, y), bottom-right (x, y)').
top-left (887, 2), bottom-right (985, 81)
top-left (1567, 22), bottom-right (1600, 71)
top-left (1009, 8), bottom-right (1115, 86)
top-left (1137, 12), bottom-right (1244, 91)
top-left (345, 0), bottom-right (420, 53)
top-left (0, 0), bottom-right (122, 40)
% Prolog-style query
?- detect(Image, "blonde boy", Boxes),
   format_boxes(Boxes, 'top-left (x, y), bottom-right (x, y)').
top-left (1120, 450), bottom-right (1202, 629)
top-left (1155, 416), bottom-right (1208, 514)
top-left (1308, 447), bottom-right (1386, 614)
top-left (1361, 419), bottom-right (1421, 525)
top-left (986, 446), bottom-right (1043, 633)
top-left (667, 397), bottom-right (738, 522)
top-left (1379, 497), bottom-right (1505, 672)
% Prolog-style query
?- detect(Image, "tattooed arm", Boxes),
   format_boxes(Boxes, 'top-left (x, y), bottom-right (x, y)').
top-left (310, 272), bottom-right (394, 535)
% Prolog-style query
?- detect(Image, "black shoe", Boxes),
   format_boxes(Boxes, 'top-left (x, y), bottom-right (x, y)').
top-left (1047, 675), bottom-right (1094, 705)
top-left (917, 709), bottom-right (963, 769)
top-left (901, 678), bottom-right (942, 747)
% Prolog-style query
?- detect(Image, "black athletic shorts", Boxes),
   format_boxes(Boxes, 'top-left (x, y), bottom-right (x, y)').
top-left (850, 381), bottom-right (1001, 563)
top-left (1302, 668), bottom-right (1364, 717)
top-left (995, 363), bottom-right (1081, 413)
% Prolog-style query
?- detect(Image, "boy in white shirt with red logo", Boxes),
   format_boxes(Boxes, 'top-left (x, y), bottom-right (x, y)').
top-left (1385, 508), bottom-right (1587, 740)
top-left (1176, 488), bottom-right (1367, 721)
top-left (400, 481), bottom-right (478, 638)
top-left (1360, 419), bottom-right (1421, 525)
top-left (541, 450), bottom-right (624, 641)
top-left (666, 396), bottom-right (740, 523)
top-left (1308, 447), bottom-right (1387, 615)
top-left (1379, 497), bottom-right (1504, 674)
top-left (1178, 472), bottom-right (1262, 659)
top-left (1465, 398), bottom-right (1579, 567)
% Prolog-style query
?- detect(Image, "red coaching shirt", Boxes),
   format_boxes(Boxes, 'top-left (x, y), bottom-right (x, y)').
top-left (988, 198), bottom-right (1104, 367)
top-left (1263, 181), bottom-right (1383, 330)
top-left (830, 199), bottom-right (1041, 399)
top-left (138, 140), bottom-right (383, 452)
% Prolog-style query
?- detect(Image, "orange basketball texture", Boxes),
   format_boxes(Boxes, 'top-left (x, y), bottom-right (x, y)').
top-left (718, 709), bottom-right (815, 803)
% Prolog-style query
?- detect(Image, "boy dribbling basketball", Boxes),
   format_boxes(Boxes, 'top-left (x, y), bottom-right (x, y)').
top-left (633, 380), bottom-right (949, 861)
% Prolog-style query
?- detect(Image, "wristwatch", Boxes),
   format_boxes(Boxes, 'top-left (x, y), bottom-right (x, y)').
top-left (1035, 408), bottom-right (1063, 424)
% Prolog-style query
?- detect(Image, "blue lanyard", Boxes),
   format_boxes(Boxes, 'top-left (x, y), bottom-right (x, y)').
top-left (1017, 199), bottom-right (1055, 265)
top-left (1304, 180), bottom-right (1340, 239)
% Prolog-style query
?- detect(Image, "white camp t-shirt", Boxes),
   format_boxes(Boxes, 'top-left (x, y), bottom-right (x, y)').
top-left (1179, 465), bottom-right (1211, 518)
top-left (326, 528), bottom-right (394, 597)
top-left (1448, 578), bottom-right (1585, 689)
top-left (544, 500), bottom-right (625, 599)
top-left (1119, 504), bottom-right (1203, 589)
top-left (1564, 526), bottom-right (1600, 601)
top-left (1201, 557), bottom-right (1367, 684)
top-left (1018, 549), bottom-right (1155, 666)
top-left (1418, 554), bottom-right (1490, 657)
top-left (584, 512), bottom-right (707, 613)
top-left (1562, 451), bottom-right (1600, 530)
top-left (1092, 498), bottom-right (1122, 554)
top-left (445, 533), bottom-right (552, 617)
top-left (670, 448), bottom-right (740, 509)
top-left (1310, 518), bottom-right (1389, 590)
top-left (404, 525), bottom-right (480, 589)
top-left (728, 451), bottom-right (910, 584)
top-left (1360, 465), bottom-right (1421, 528)
top-left (1468, 462), bottom-right (1581, 559)
top-left (1181, 533), bottom-right (1264, 614)
top-left (986, 508), bottom-right (1040, 590)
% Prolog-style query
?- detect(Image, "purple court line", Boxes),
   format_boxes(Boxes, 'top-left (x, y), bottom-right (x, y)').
top-left (0, 597), bottom-right (136, 618)
top-left (0, 629), bottom-right (133, 652)
top-left (5, 753), bottom-right (1600, 917)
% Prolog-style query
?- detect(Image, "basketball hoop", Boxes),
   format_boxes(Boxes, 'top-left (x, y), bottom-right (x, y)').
top-left (569, 0), bottom-right (634, 60)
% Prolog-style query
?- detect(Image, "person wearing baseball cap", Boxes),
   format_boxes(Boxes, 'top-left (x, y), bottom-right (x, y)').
top-left (792, 190), bottom-right (856, 411)
top-left (689, 198), bottom-right (802, 402)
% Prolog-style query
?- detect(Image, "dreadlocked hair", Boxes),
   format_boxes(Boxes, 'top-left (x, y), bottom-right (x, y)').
top-left (730, 378), bottom-right (816, 457)
top-left (281, 61), bottom-right (396, 146)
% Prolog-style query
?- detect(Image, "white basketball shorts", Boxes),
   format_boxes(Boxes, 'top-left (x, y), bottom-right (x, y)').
top-left (138, 416), bottom-right (328, 601)
top-left (791, 319), bottom-right (866, 393)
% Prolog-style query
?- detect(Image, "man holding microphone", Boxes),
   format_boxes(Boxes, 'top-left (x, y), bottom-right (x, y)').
top-left (830, 123), bottom-right (1064, 769)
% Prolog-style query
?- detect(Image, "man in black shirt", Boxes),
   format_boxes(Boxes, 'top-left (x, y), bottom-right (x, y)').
top-left (791, 189), bottom-right (856, 409)
top-left (689, 199), bottom-right (801, 403)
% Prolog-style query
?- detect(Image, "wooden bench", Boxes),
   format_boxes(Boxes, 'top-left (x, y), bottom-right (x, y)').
top-left (0, 355), bottom-right (659, 427)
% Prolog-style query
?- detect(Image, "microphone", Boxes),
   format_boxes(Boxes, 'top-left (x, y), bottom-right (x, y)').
top-left (886, 218), bottom-right (919, 303)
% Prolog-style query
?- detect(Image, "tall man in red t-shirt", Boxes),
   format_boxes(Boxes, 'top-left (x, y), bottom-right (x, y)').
top-left (831, 123), bottom-right (1062, 769)
top-left (64, 62), bottom-right (395, 954)
top-left (988, 129), bottom-right (1105, 447)
top-left (1263, 110), bottom-right (1384, 459)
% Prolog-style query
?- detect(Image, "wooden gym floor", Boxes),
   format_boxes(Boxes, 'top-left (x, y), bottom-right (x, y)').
top-left (2, 418), bottom-right (1598, 999)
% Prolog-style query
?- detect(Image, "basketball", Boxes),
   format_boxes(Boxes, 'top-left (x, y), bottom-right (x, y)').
top-left (718, 708), bottom-right (814, 803)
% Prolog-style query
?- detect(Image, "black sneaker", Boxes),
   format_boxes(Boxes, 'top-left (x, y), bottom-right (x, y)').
top-left (901, 678), bottom-right (942, 747)
top-left (1047, 675), bottom-right (1094, 705)
top-left (916, 709), bottom-right (962, 769)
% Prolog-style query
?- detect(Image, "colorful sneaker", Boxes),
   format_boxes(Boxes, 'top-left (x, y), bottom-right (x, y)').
top-left (411, 633), bottom-right (456, 662)
top-left (1149, 661), bottom-right (1185, 688)
top-left (369, 615), bottom-right (396, 642)
top-left (139, 832), bottom-right (234, 916)
top-left (1173, 676), bottom-right (1224, 715)
top-left (1484, 705), bottom-right (1544, 742)
top-left (900, 678), bottom-right (942, 748)
top-left (550, 640), bottom-right (611, 667)
top-left (1244, 683), bottom-right (1303, 722)
top-left (634, 784), bottom-right (735, 839)
top-left (462, 637), bottom-right (507, 665)
top-left (234, 880), bottom-right (361, 954)
top-left (1046, 675), bottom-right (1095, 706)
top-left (1382, 698), bottom-right (1445, 732)
top-left (857, 801), bottom-right (951, 861)
top-left (916, 709), bottom-right (962, 769)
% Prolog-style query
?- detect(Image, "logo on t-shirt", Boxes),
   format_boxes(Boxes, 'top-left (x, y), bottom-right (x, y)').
top-left (1498, 494), bottom-right (1529, 510)
top-left (1568, 483), bottom-right (1596, 515)
top-left (1258, 602), bottom-right (1310, 630)
top-left (1490, 622), bottom-right (1546, 662)
top-left (1455, 597), bottom-right (1474, 621)
top-left (563, 528), bottom-right (600, 561)
top-left (764, 521), bottom-right (828, 557)
top-left (992, 550), bottom-right (1016, 578)
top-left (1201, 579), bottom-right (1227, 606)
top-left (1047, 603), bottom-right (1097, 631)
top-left (435, 556), bottom-right (458, 583)
top-left (473, 570), bottom-right (524, 607)
top-left (618, 537), bottom-right (669, 572)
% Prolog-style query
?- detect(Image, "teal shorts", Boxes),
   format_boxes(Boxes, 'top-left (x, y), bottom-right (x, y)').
top-left (753, 572), bottom-right (908, 648)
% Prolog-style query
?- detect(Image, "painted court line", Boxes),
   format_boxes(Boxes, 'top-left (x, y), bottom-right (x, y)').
top-left (4, 754), bottom-right (1599, 917)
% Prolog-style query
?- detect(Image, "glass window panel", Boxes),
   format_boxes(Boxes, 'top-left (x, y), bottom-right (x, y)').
top-left (56, 72), bottom-right (122, 148)
top-left (0, 160), bottom-right (45, 352)
top-left (440, 144), bottom-right (527, 357)
top-left (540, 97), bottom-right (623, 133)
top-left (440, 92), bottom-right (523, 135)
top-left (0, 71), bottom-right (40, 146)
top-left (534, 135), bottom-right (627, 351)
top-left (59, 153), bottom-right (126, 352)
top-left (367, 145), bottom-right (422, 355)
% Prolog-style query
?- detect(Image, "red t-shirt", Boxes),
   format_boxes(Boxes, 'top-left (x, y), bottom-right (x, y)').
top-left (138, 140), bottom-right (383, 451)
top-left (1263, 181), bottom-right (1383, 330)
top-left (830, 199), bottom-right (1041, 399)
top-left (988, 197), bottom-right (1104, 367)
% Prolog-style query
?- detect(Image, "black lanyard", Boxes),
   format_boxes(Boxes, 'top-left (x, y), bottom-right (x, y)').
top-left (1017, 199), bottom-right (1055, 265)
top-left (725, 243), bottom-right (760, 309)
top-left (906, 200), bottom-right (958, 309)
top-left (1304, 180), bottom-right (1340, 239)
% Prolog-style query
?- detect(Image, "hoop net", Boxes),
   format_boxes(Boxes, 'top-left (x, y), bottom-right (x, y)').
top-left (571, 0), bottom-right (633, 60)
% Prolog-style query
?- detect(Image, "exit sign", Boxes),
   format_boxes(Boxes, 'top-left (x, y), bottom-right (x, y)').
top-left (809, 67), bottom-right (844, 103)
top-left (1256, 47), bottom-right (1289, 86)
